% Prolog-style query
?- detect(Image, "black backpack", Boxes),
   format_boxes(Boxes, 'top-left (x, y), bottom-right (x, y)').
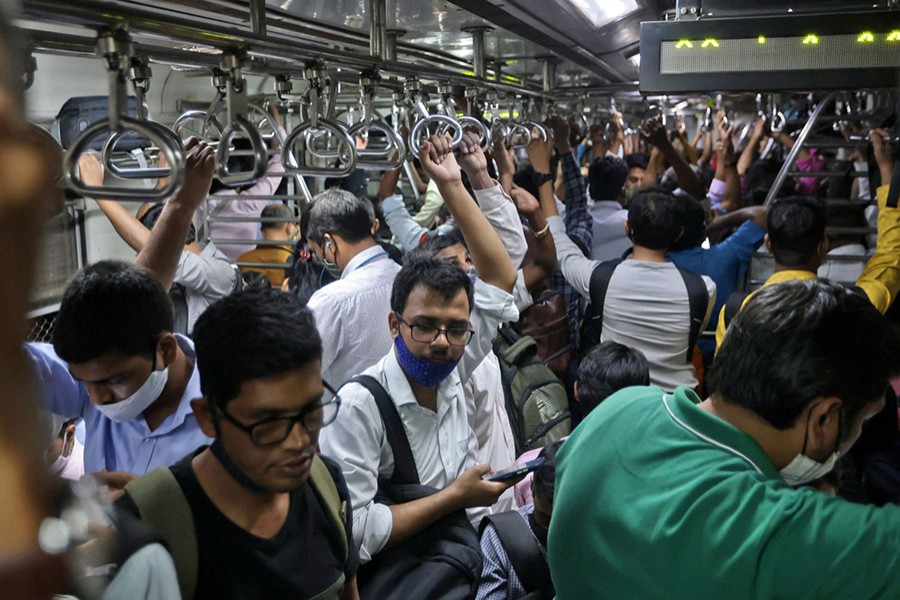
top-left (479, 511), bottom-right (554, 600)
top-left (348, 375), bottom-right (483, 600)
top-left (580, 258), bottom-right (710, 362)
top-left (493, 325), bottom-right (571, 457)
top-left (54, 96), bottom-right (151, 151)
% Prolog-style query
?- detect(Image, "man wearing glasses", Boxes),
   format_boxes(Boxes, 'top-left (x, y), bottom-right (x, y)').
top-left (118, 288), bottom-right (357, 600)
top-left (318, 134), bottom-right (521, 566)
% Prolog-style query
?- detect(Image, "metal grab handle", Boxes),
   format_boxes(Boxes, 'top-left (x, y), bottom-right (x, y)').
top-left (522, 120), bottom-right (549, 144)
top-left (100, 122), bottom-right (184, 179)
top-left (770, 110), bottom-right (786, 133)
top-left (409, 114), bottom-right (465, 158)
top-left (216, 114), bottom-right (269, 186)
top-left (508, 121), bottom-right (538, 149)
top-left (65, 116), bottom-right (186, 201)
top-left (349, 120), bottom-right (407, 170)
top-left (173, 109), bottom-right (224, 142)
top-left (282, 119), bottom-right (357, 177)
top-left (456, 116), bottom-right (491, 152)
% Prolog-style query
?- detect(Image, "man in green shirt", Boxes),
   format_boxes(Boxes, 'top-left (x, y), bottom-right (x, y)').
top-left (549, 279), bottom-right (900, 599)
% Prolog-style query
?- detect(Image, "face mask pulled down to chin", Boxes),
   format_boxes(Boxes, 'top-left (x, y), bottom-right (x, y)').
top-left (95, 366), bottom-right (169, 422)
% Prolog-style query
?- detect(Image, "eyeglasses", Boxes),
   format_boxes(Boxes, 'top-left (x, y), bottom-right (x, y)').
top-left (397, 316), bottom-right (474, 346)
top-left (215, 382), bottom-right (341, 446)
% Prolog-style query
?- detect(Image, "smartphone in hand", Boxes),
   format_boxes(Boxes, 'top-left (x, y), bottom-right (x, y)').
top-left (484, 457), bottom-right (545, 482)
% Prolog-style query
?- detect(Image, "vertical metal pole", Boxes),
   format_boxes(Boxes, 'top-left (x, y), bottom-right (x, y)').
top-left (764, 93), bottom-right (835, 207)
top-left (249, 0), bottom-right (266, 36)
top-left (385, 29), bottom-right (403, 62)
top-left (541, 59), bottom-right (557, 93)
top-left (464, 26), bottom-right (490, 80)
top-left (369, 0), bottom-right (386, 60)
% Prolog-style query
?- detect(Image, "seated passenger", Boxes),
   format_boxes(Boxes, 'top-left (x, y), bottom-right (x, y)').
top-left (118, 288), bottom-right (357, 599)
top-left (477, 441), bottom-right (563, 600)
top-left (27, 261), bottom-right (211, 491)
top-left (236, 203), bottom-right (297, 287)
top-left (317, 135), bottom-right (519, 570)
top-left (305, 188), bottom-right (402, 387)
top-left (540, 182), bottom-right (716, 392)
top-left (550, 280), bottom-right (900, 599)
top-left (716, 133), bottom-right (900, 347)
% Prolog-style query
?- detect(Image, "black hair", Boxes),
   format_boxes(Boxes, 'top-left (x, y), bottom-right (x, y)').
top-left (825, 204), bottom-right (868, 250)
top-left (744, 158), bottom-right (781, 195)
top-left (625, 153), bottom-right (649, 172)
top-left (669, 195), bottom-right (706, 252)
top-left (306, 188), bottom-right (374, 244)
top-left (192, 287), bottom-right (322, 409)
top-left (390, 256), bottom-right (473, 316)
top-left (240, 270), bottom-right (271, 289)
top-left (209, 137), bottom-right (255, 195)
top-left (588, 155), bottom-right (629, 202)
top-left (513, 165), bottom-right (540, 199)
top-left (287, 242), bottom-right (334, 305)
top-left (626, 188), bottom-right (685, 250)
top-left (259, 203), bottom-right (296, 231)
top-left (708, 279), bottom-right (900, 429)
top-left (406, 227), bottom-right (468, 264)
top-left (577, 342), bottom-right (650, 417)
top-left (533, 440), bottom-right (565, 504)
top-left (139, 203), bottom-right (197, 245)
top-left (52, 260), bottom-right (174, 363)
top-left (767, 196), bottom-right (826, 267)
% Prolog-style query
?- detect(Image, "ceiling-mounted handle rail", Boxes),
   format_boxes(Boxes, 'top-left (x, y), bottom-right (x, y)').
top-left (215, 50), bottom-right (269, 186)
top-left (283, 119), bottom-right (357, 176)
top-left (350, 120), bottom-right (407, 170)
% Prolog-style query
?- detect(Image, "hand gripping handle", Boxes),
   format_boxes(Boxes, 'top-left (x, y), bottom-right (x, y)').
top-left (408, 114), bottom-right (464, 158)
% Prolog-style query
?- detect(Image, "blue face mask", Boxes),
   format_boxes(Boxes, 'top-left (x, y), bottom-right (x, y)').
top-left (394, 334), bottom-right (460, 388)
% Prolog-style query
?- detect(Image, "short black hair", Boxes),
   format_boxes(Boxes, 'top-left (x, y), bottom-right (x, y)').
top-left (588, 155), bottom-right (629, 202)
top-left (577, 342), bottom-right (650, 417)
top-left (259, 203), bottom-right (296, 231)
top-left (708, 279), bottom-right (900, 429)
top-left (52, 261), bottom-right (174, 363)
top-left (306, 188), bottom-right (374, 244)
top-left (390, 256), bottom-right (473, 316)
top-left (767, 196), bottom-right (826, 267)
top-left (669, 196), bottom-right (706, 252)
top-left (406, 227), bottom-right (468, 264)
top-left (533, 440), bottom-right (564, 504)
top-left (240, 270), bottom-right (271, 289)
top-left (625, 153), bottom-right (649, 172)
top-left (192, 288), bottom-right (322, 409)
top-left (139, 203), bottom-right (196, 245)
top-left (626, 189), bottom-right (685, 250)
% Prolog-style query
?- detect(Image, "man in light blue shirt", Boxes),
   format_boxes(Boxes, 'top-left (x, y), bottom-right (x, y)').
top-left (27, 261), bottom-right (211, 490)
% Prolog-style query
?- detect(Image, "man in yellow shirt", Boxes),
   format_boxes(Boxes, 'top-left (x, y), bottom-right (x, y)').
top-left (237, 204), bottom-right (297, 287)
top-left (716, 130), bottom-right (900, 347)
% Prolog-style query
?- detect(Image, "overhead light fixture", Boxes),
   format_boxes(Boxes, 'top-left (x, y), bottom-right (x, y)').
top-left (561, 0), bottom-right (638, 29)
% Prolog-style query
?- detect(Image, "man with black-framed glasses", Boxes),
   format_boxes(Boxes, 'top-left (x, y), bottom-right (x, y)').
top-left (117, 288), bottom-right (359, 600)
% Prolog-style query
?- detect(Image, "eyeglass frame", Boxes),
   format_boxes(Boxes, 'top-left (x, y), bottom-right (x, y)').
top-left (396, 315), bottom-right (475, 346)
top-left (213, 380), bottom-right (341, 446)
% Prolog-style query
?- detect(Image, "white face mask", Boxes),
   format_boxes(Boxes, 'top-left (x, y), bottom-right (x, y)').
top-left (48, 450), bottom-right (70, 476)
top-left (94, 366), bottom-right (169, 422)
top-left (779, 408), bottom-right (842, 487)
top-left (779, 450), bottom-right (841, 487)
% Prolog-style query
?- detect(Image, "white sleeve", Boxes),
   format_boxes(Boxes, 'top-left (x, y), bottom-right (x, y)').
top-left (382, 194), bottom-right (428, 252)
top-left (548, 215), bottom-right (594, 299)
top-left (473, 183), bottom-right (528, 269)
top-left (102, 543), bottom-right (181, 600)
top-left (460, 279), bottom-right (519, 383)
top-left (318, 382), bottom-right (393, 564)
top-left (174, 249), bottom-right (237, 299)
top-left (512, 270), bottom-right (533, 312)
top-left (307, 289), bottom-right (342, 388)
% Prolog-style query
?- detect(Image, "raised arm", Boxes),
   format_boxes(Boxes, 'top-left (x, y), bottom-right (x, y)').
top-left (737, 116), bottom-right (768, 177)
top-left (510, 186), bottom-right (558, 291)
top-left (643, 118), bottom-right (705, 200)
top-left (492, 135), bottom-right (515, 196)
top-left (135, 138), bottom-right (215, 290)
top-left (419, 134), bottom-right (517, 292)
top-left (78, 153), bottom-right (152, 252)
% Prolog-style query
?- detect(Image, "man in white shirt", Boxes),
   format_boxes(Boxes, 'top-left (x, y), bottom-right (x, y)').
top-left (318, 134), bottom-right (520, 564)
top-left (305, 188), bottom-right (403, 387)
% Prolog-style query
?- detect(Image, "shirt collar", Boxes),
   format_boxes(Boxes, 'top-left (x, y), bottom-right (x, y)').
top-left (764, 270), bottom-right (818, 286)
top-left (155, 334), bottom-right (201, 434)
top-left (663, 387), bottom-right (780, 480)
top-left (342, 244), bottom-right (388, 279)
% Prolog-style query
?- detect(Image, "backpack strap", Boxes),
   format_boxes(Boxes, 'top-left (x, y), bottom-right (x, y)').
top-left (582, 259), bottom-right (624, 352)
top-left (348, 375), bottom-right (420, 485)
top-left (676, 268), bottom-right (711, 363)
top-left (479, 512), bottom-right (551, 596)
top-left (722, 290), bottom-right (749, 334)
top-left (124, 467), bottom-right (197, 600)
top-left (308, 455), bottom-right (349, 564)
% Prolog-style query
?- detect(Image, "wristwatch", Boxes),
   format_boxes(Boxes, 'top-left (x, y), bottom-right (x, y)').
top-left (531, 171), bottom-right (553, 188)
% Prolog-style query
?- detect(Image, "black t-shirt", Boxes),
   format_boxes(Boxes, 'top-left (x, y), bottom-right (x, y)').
top-left (118, 451), bottom-right (358, 599)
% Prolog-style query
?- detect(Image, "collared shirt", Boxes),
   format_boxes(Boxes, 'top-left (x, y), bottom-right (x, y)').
top-left (588, 201), bottom-right (631, 263)
top-left (26, 335), bottom-right (212, 474)
top-left (199, 154), bottom-right (286, 261)
top-left (176, 241), bottom-right (238, 333)
top-left (476, 504), bottom-right (545, 600)
top-left (549, 385), bottom-right (900, 599)
top-left (307, 244), bottom-right (402, 387)
top-left (318, 279), bottom-right (519, 563)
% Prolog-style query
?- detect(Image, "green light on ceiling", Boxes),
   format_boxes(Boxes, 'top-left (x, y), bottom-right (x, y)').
top-left (675, 39), bottom-right (694, 49)
top-left (857, 31), bottom-right (875, 43)
top-left (802, 34), bottom-right (819, 45)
